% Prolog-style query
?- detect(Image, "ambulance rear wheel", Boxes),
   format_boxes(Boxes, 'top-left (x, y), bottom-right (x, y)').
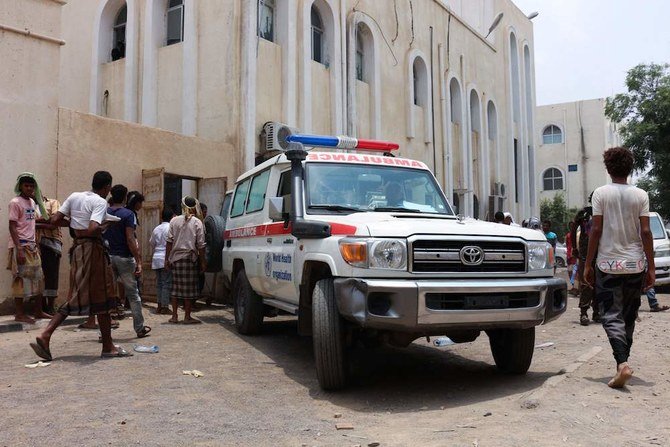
top-left (233, 269), bottom-right (264, 335)
top-left (312, 278), bottom-right (348, 390)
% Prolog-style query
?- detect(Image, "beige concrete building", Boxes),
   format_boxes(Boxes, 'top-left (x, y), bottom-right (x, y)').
top-left (58, 0), bottom-right (539, 220)
top-left (535, 98), bottom-right (621, 210)
top-left (2, 0), bottom-right (540, 308)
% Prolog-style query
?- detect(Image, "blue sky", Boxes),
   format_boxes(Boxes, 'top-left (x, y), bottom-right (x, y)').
top-left (512, 0), bottom-right (670, 105)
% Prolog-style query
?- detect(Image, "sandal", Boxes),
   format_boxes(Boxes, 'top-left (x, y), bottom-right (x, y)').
top-left (77, 323), bottom-right (98, 330)
top-left (181, 318), bottom-right (202, 325)
top-left (651, 305), bottom-right (670, 312)
top-left (136, 326), bottom-right (152, 338)
top-left (29, 338), bottom-right (53, 361)
top-left (101, 346), bottom-right (134, 358)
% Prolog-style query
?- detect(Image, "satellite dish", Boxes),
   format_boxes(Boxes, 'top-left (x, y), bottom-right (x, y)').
top-left (527, 11), bottom-right (539, 20)
top-left (485, 13), bottom-right (504, 38)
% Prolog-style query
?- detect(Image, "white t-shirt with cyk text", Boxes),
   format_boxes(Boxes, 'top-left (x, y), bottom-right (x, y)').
top-left (592, 183), bottom-right (649, 274)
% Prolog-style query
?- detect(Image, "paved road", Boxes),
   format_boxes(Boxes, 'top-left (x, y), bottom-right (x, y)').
top-left (1, 281), bottom-right (669, 446)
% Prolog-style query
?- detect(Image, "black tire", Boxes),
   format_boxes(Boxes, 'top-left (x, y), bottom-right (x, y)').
top-left (204, 215), bottom-right (226, 273)
top-left (487, 327), bottom-right (535, 374)
top-left (233, 270), bottom-right (264, 335)
top-left (312, 278), bottom-right (347, 390)
top-left (556, 257), bottom-right (566, 268)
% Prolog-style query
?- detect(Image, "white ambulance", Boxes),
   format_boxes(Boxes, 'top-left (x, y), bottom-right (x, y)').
top-left (221, 127), bottom-right (566, 390)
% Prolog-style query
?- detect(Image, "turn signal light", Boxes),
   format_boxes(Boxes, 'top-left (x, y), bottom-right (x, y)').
top-left (339, 242), bottom-right (368, 267)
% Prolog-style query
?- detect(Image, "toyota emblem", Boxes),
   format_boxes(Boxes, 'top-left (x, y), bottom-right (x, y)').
top-left (460, 246), bottom-right (484, 266)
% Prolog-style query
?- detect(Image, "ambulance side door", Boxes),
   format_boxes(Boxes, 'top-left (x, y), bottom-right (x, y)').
top-left (263, 169), bottom-right (299, 304)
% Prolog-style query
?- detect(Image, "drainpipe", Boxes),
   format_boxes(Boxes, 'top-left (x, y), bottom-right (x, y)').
top-left (438, 42), bottom-right (450, 198)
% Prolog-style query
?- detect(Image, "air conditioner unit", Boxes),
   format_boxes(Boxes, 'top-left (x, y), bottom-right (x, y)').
top-left (493, 182), bottom-right (506, 198)
top-left (260, 121), bottom-right (299, 153)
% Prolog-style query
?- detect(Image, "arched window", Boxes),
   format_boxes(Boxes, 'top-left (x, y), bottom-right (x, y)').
top-left (355, 24), bottom-right (366, 81)
top-left (412, 58), bottom-right (428, 107)
top-left (311, 5), bottom-right (324, 63)
top-left (167, 0), bottom-right (184, 46)
top-left (258, 0), bottom-right (275, 42)
top-left (542, 168), bottom-right (564, 191)
top-left (112, 5), bottom-right (127, 61)
top-left (542, 125), bottom-right (563, 144)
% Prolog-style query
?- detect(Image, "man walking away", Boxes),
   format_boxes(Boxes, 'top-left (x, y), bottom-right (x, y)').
top-left (166, 196), bottom-right (206, 324)
top-left (7, 173), bottom-right (52, 323)
top-left (104, 185), bottom-right (151, 338)
top-left (150, 208), bottom-right (175, 314)
top-left (36, 193), bottom-right (63, 314)
top-left (584, 147), bottom-right (654, 388)
top-left (30, 171), bottom-right (132, 359)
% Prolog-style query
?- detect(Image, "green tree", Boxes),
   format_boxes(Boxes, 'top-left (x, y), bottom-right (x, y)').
top-left (540, 194), bottom-right (579, 242)
top-left (605, 63), bottom-right (670, 215)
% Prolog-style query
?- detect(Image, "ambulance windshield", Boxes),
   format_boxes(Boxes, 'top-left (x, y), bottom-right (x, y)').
top-left (305, 162), bottom-right (453, 215)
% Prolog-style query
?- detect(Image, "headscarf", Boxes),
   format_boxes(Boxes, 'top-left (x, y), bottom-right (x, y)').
top-left (181, 196), bottom-right (203, 221)
top-left (14, 172), bottom-right (47, 217)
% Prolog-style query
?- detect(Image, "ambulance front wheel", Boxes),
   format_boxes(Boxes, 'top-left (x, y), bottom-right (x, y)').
top-left (312, 278), bottom-right (348, 390)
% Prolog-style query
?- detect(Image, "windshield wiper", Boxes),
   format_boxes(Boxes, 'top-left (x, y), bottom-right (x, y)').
top-left (309, 205), bottom-right (363, 213)
top-left (373, 207), bottom-right (422, 213)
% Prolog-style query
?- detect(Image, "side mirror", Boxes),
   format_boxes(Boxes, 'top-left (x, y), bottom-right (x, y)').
top-left (268, 197), bottom-right (286, 221)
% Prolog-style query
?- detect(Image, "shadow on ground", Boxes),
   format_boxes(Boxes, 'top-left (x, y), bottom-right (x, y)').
top-left (199, 312), bottom-right (558, 413)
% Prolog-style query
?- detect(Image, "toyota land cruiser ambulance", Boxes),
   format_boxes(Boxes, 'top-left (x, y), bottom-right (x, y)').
top-left (221, 128), bottom-right (567, 390)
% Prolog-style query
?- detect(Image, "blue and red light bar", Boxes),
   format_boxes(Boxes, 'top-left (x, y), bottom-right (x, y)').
top-left (285, 133), bottom-right (399, 152)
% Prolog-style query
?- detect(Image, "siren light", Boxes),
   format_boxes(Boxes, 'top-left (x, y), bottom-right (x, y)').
top-left (285, 133), bottom-right (399, 152)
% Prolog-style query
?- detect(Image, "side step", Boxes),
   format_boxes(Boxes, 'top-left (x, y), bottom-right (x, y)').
top-left (262, 298), bottom-right (299, 315)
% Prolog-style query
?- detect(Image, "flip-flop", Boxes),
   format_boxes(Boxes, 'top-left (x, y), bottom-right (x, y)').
top-left (181, 318), bottom-right (202, 325)
top-left (101, 346), bottom-right (134, 358)
top-left (136, 326), bottom-right (152, 338)
top-left (77, 323), bottom-right (99, 330)
top-left (29, 338), bottom-right (53, 361)
top-left (168, 318), bottom-right (179, 324)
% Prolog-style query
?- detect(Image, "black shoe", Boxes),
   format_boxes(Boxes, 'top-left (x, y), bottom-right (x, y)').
top-left (580, 314), bottom-right (590, 326)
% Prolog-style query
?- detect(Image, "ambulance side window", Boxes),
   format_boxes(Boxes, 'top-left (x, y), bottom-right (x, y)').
top-left (246, 169), bottom-right (271, 213)
top-left (277, 170), bottom-right (291, 197)
top-left (230, 178), bottom-right (251, 217)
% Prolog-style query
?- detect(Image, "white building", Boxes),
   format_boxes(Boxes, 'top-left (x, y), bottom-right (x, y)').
top-left (1, 0), bottom-right (540, 308)
top-left (58, 0), bottom-right (540, 220)
top-left (535, 98), bottom-right (621, 210)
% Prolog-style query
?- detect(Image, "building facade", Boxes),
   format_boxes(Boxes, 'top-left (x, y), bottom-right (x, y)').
top-left (1, 0), bottom-right (541, 308)
top-left (535, 98), bottom-right (621, 210)
top-left (58, 0), bottom-right (540, 220)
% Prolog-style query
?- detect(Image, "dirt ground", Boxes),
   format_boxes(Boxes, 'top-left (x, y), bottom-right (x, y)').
top-left (1, 272), bottom-right (669, 447)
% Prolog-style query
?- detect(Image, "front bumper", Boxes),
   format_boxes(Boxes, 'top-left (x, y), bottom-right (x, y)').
top-left (654, 256), bottom-right (670, 286)
top-left (334, 277), bottom-right (567, 333)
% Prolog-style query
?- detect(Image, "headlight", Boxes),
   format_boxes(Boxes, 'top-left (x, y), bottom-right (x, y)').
top-left (655, 245), bottom-right (670, 258)
top-left (339, 238), bottom-right (407, 270)
top-left (528, 241), bottom-right (552, 271)
top-left (370, 239), bottom-right (407, 270)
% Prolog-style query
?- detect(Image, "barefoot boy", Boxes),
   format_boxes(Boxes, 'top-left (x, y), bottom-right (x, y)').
top-left (584, 147), bottom-right (655, 388)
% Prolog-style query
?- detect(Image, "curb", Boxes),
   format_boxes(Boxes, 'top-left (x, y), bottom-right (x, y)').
top-left (0, 311), bottom-right (131, 334)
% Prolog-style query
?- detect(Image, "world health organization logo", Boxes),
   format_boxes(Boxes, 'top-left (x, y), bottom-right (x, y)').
top-left (264, 253), bottom-right (272, 277)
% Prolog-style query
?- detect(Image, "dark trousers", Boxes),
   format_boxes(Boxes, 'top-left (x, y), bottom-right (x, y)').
top-left (596, 269), bottom-right (643, 365)
top-left (578, 257), bottom-right (598, 315)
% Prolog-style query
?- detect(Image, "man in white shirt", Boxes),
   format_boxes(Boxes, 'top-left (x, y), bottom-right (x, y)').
top-left (584, 147), bottom-right (654, 389)
top-left (29, 171), bottom-right (132, 360)
top-left (150, 208), bottom-right (175, 314)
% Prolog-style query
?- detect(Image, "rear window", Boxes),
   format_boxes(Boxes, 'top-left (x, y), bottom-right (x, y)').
top-left (651, 215), bottom-right (666, 240)
top-left (246, 170), bottom-right (271, 213)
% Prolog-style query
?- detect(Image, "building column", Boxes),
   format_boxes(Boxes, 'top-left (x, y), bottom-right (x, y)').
top-left (240, 0), bottom-right (258, 170)
top-left (182, 0), bottom-right (198, 135)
